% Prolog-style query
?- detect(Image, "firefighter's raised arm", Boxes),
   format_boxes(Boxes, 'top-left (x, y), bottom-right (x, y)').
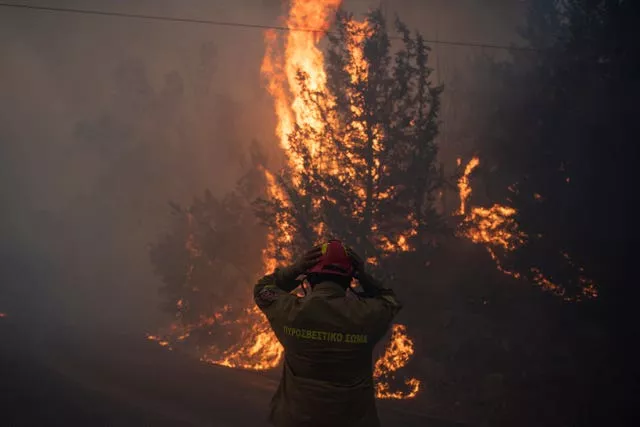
top-left (346, 247), bottom-right (402, 343)
top-left (253, 246), bottom-right (323, 320)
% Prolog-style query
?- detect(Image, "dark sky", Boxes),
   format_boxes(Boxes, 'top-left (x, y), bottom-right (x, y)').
top-left (0, 0), bottom-right (526, 331)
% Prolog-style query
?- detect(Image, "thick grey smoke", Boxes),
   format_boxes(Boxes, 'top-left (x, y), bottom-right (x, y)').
top-left (0, 0), bottom-right (280, 330)
top-left (0, 0), bottom-right (524, 332)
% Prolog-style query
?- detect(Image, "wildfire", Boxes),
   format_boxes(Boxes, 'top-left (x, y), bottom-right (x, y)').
top-left (260, 0), bottom-right (420, 400)
top-left (373, 324), bottom-right (422, 399)
top-left (147, 204), bottom-right (285, 370)
top-left (149, 0), bottom-right (421, 400)
top-left (200, 305), bottom-right (283, 370)
top-left (261, 0), bottom-right (342, 170)
top-left (456, 157), bottom-right (598, 301)
top-left (146, 335), bottom-right (171, 348)
top-left (456, 156), bottom-right (526, 279)
top-left (457, 156), bottom-right (480, 215)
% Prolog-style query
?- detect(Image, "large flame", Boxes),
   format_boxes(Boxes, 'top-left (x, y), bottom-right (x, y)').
top-left (261, 0), bottom-right (342, 170)
top-left (149, 0), bottom-right (421, 400)
top-left (261, 0), bottom-right (420, 399)
top-left (457, 157), bottom-right (598, 300)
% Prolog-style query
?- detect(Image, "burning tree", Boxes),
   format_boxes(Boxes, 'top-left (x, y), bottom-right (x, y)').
top-left (148, 3), bottom-right (444, 400)
top-left (254, 5), bottom-right (444, 398)
top-left (259, 8), bottom-right (444, 271)
top-left (444, 0), bottom-right (606, 302)
top-left (147, 149), bottom-right (282, 367)
top-left (150, 193), bottom-right (261, 320)
top-left (455, 156), bottom-right (598, 301)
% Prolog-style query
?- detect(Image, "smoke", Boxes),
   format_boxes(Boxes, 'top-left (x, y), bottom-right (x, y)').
top-left (0, 0), bottom-right (282, 331)
top-left (0, 0), bottom-right (524, 332)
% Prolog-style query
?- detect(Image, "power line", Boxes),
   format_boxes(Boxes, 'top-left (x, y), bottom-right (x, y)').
top-left (0, 2), bottom-right (314, 33)
top-left (0, 2), bottom-right (540, 52)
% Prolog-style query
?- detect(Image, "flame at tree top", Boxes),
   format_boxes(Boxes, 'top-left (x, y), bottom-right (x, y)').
top-left (150, 0), bottom-right (422, 401)
top-left (259, 0), bottom-right (420, 399)
top-left (261, 0), bottom-right (342, 169)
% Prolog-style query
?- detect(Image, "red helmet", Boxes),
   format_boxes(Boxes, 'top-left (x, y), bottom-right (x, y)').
top-left (306, 239), bottom-right (354, 277)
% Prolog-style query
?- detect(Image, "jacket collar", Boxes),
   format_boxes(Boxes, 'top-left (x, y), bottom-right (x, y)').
top-left (311, 281), bottom-right (347, 297)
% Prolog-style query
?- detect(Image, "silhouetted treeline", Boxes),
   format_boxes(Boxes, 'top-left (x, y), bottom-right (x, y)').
top-left (452, 0), bottom-right (639, 424)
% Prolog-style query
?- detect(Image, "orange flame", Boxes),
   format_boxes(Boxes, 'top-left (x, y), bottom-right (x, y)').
top-left (260, 0), bottom-right (420, 399)
top-left (150, 0), bottom-right (421, 399)
top-left (462, 205), bottom-right (527, 251)
top-left (200, 305), bottom-right (283, 370)
top-left (457, 156), bottom-right (480, 215)
top-left (147, 205), bottom-right (285, 370)
top-left (373, 324), bottom-right (421, 399)
top-left (457, 157), bottom-right (598, 301)
top-left (261, 0), bottom-right (342, 170)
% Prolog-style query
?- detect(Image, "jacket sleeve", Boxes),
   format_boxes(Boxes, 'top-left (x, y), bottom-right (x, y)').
top-left (253, 268), bottom-right (299, 323)
top-left (356, 274), bottom-right (403, 344)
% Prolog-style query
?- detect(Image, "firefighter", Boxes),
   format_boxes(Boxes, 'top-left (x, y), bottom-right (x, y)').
top-left (254, 239), bottom-right (402, 427)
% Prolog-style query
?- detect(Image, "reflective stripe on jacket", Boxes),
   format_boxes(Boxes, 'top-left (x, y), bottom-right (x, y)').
top-left (254, 269), bottom-right (402, 427)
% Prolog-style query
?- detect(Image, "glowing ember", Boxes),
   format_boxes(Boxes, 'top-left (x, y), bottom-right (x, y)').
top-left (373, 324), bottom-right (421, 399)
top-left (147, 335), bottom-right (171, 348)
top-left (529, 267), bottom-right (565, 297)
top-left (579, 277), bottom-right (599, 299)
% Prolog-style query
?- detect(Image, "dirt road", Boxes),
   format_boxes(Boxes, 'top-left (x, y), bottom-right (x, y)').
top-left (0, 317), bottom-right (464, 427)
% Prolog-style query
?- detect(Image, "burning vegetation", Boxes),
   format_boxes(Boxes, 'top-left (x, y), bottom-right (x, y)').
top-left (148, 0), bottom-right (437, 400)
top-left (373, 324), bottom-right (421, 399)
top-left (147, 0), bottom-right (601, 405)
top-left (254, 0), bottom-right (444, 398)
top-left (456, 157), bottom-right (598, 301)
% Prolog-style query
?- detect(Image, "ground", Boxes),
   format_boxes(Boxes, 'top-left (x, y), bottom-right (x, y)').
top-left (0, 317), bottom-right (464, 427)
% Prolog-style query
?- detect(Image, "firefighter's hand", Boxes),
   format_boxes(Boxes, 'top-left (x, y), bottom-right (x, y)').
top-left (346, 247), bottom-right (365, 277)
top-left (347, 247), bottom-right (385, 290)
top-left (283, 246), bottom-right (323, 279)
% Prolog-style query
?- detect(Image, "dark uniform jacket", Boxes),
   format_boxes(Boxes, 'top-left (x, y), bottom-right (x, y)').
top-left (254, 268), bottom-right (402, 427)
